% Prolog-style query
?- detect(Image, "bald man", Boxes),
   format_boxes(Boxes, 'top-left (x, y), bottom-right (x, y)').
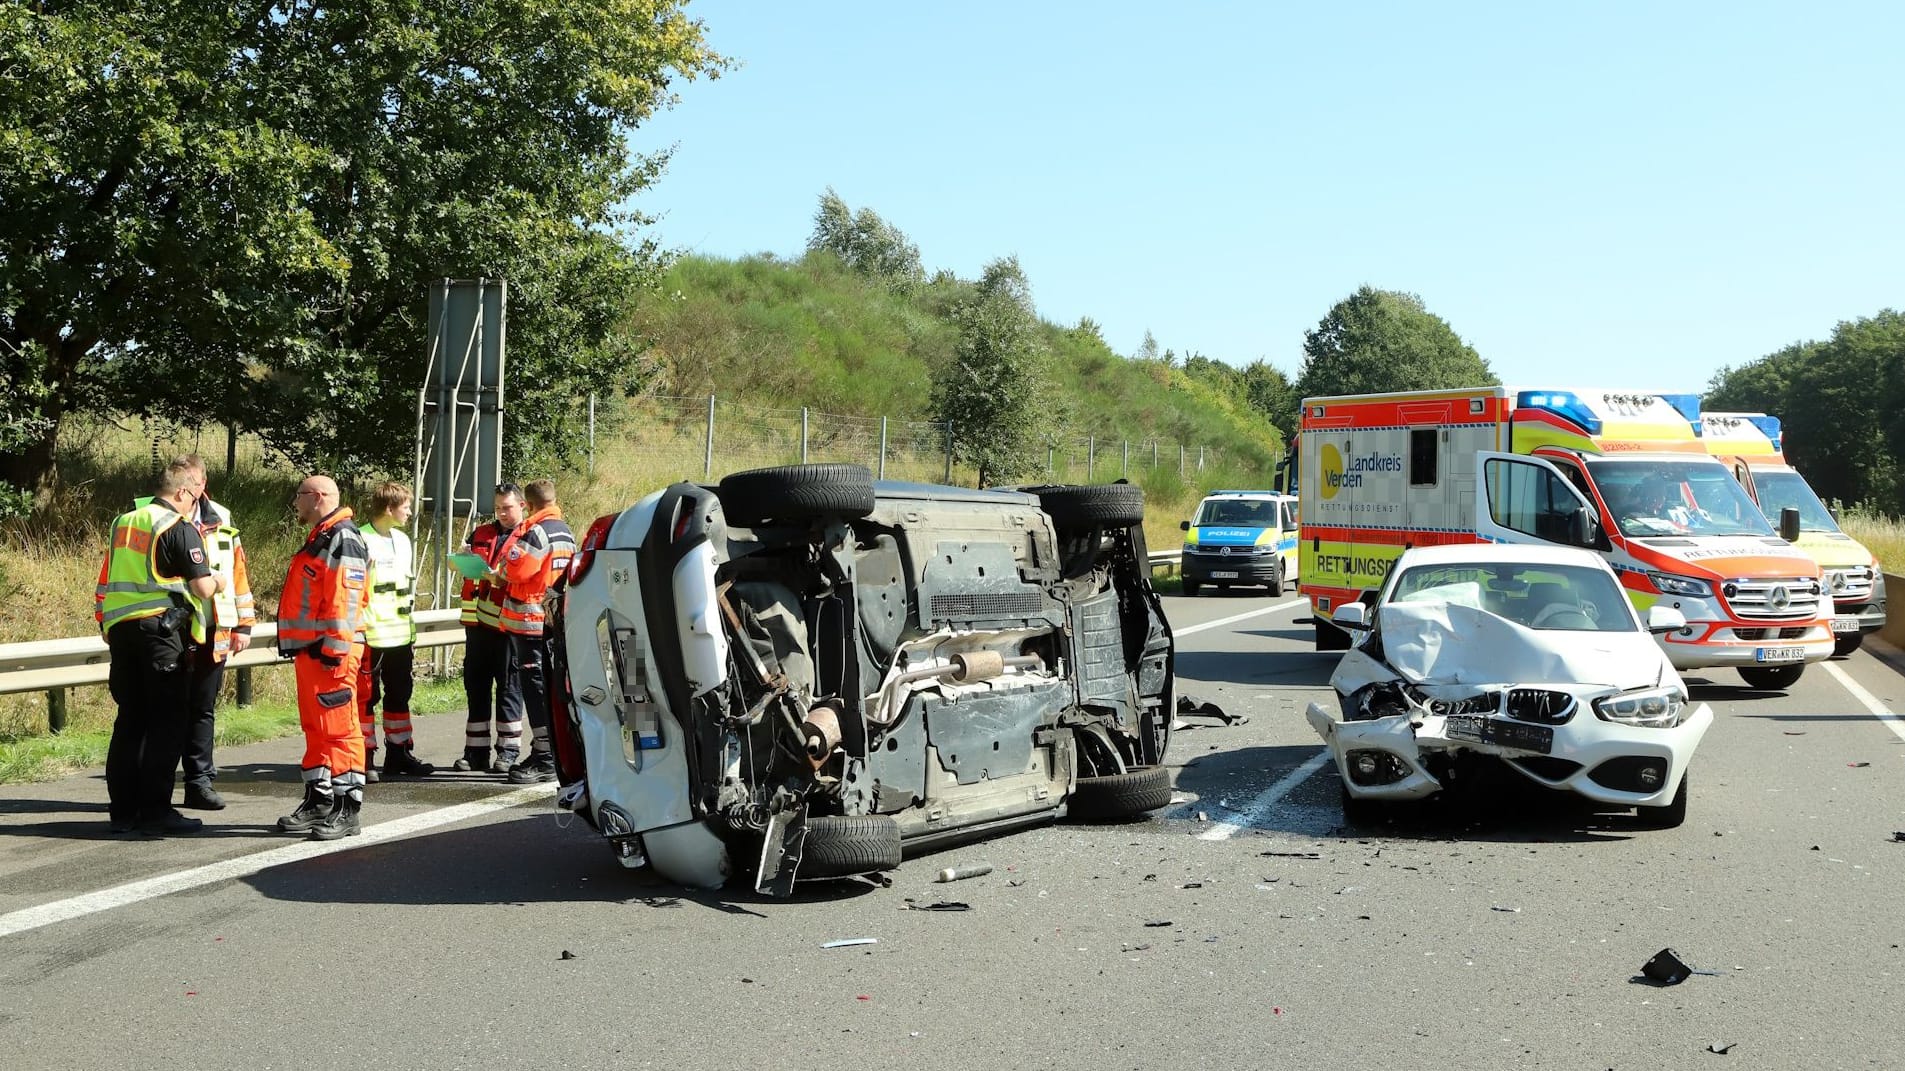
top-left (274, 475), bottom-right (373, 840)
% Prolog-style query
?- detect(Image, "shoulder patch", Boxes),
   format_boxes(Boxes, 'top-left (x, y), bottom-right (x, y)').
top-left (344, 566), bottom-right (367, 586)
top-left (189, 548), bottom-right (205, 565)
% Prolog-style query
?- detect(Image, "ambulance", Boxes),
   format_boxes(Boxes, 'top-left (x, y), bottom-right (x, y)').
top-left (1294, 387), bottom-right (1834, 689)
top-left (1698, 412), bottom-right (1886, 654)
top-left (1177, 490), bottom-right (1299, 596)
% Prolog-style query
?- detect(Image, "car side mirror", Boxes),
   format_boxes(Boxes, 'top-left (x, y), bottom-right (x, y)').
top-left (1571, 506), bottom-right (1601, 549)
top-left (1779, 507), bottom-right (1801, 543)
top-left (1645, 605), bottom-right (1686, 635)
top-left (1180, 520), bottom-right (1191, 531)
top-left (1332, 603), bottom-right (1371, 630)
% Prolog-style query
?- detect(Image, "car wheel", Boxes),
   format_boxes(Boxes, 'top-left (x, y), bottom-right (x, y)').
top-left (799, 814), bottom-right (902, 878)
top-left (1834, 633), bottom-right (1864, 657)
top-left (1067, 765), bottom-right (1173, 820)
top-left (1339, 784), bottom-right (1384, 826)
top-left (1633, 772), bottom-right (1688, 830)
top-left (716, 463), bottom-right (876, 527)
top-left (1738, 664), bottom-right (1804, 690)
top-left (1031, 483), bottom-right (1146, 531)
top-left (1267, 561), bottom-right (1283, 597)
top-left (1315, 620), bottom-right (1351, 651)
top-left (1182, 578), bottom-right (1202, 597)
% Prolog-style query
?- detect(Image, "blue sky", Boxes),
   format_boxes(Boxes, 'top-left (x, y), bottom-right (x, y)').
top-left (630, 2), bottom-right (1903, 389)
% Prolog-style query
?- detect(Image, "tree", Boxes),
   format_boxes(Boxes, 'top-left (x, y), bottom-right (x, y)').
top-left (931, 257), bottom-right (1049, 487)
top-left (807, 188), bottom-right (924, 291)
top-left (1293, 287), bottom-right (1496, 409)
top-left (0, 1), bottom-right (725, 506)
top-left (1240, 359), bottom-right (1296, 442)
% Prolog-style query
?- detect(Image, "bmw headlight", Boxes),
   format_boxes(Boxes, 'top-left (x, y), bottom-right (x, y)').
top-left (1593, 687), bottom-right (1688, 729)
top-left (1648, 572), bottom-right (1712, 598)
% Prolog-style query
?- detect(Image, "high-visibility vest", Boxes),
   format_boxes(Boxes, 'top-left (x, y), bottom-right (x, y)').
top-left (362, 524), bottom-right (416, 649)
top-left (461, 522), bottom-right (506, 629)
top-left (95, 502), bottom-right (208, 644)
top-left (277, 508), bottom-right (370, 661)
top-left (497, 508), bottom-right (571, 636)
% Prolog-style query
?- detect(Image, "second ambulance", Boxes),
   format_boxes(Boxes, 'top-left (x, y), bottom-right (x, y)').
top-left (1294, 387), bottom-right (1833, 690)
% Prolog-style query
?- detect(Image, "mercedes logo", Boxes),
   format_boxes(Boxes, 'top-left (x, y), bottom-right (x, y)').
top-left (1768, 585), bottom-right (1791, 611)
top-left (1830, 572), bottom-right (1848, 592)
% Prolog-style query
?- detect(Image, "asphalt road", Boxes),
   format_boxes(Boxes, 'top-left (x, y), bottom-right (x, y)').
top-left (3, 593), bottom-right (1903, 1070)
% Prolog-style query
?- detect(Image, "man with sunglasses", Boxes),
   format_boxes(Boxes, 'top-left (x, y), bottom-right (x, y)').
top-left (169, 454), bottom-right (257, 811)
top-left (95, 457), bottom-right (221, 835)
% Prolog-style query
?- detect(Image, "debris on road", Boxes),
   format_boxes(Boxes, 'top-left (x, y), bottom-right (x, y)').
top-left (1491, 905), bottom-right (1521, 913)
top-left (823, 938), bottom-right (879, 949)
top-left (1261, 850), bottom-right (1321, 859)
top-left (1707, 1042), bottom-right (1736, 1054)
top-left (903, 900), bottom-right (971, 912)
top-left (1638, 947), bottom-right (1694, 986)
top-left (1848, 761), bottom-right (1871, 768)
top-left (1180, 881), bottom-right (1204, 889)
top-left (1143, 919), bottom-right (1174, 928)
top-left (559, 950), bottom-right (578, 961)
top-left (935, 864), bottom-right (992, 883)
top-left (1891, 832), bottom-right (1905, 843)
top-left (1176, 693), bottom-right (1248, 726)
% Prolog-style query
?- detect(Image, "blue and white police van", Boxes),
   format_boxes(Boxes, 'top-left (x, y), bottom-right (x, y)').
top-left (1177, 490), bottom-right (1299, 596)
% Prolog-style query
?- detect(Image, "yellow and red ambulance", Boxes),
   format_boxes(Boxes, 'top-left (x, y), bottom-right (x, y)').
top-left (1699, 412), bottom-right (1886, 654)
top-left (1295, 387), bottom-right (1833, 689)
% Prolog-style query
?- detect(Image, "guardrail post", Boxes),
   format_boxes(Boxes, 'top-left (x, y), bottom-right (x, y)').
top-left (1088, 437), bottom-right (1095, 480)
top-left (944, 422), bottom-right (954, 484)
top-left (1122, 440), bottom-right (1129, 476)
top-left (48, 688), bottom-right (66, 734)
top-left (236, 667), bottom-right (253, 707)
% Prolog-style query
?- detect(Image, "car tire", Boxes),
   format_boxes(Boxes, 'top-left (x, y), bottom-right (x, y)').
top-left (1068, 765), bottom-right (1173, 820)
top-left (1267, 561), bottom-right (1283, 597)
top-left (716, 464), bottom-right (876, 528)
top-left (1182, 578), bottom-right (1201, 597)
top-left (1315, 620), bottom-right (1351, 651)
top-left (1633, 772), bottom-right (1688, 830)
top-left (1032, 483), bottom-right (1146, 531)
top-left (1339, 784), bottom-right (1384, 826)
top-left (1738, 664), bottom-right (1804, 690)
top-left (799, 814), bottom-right (902, 878)
top-left (1834, 633), bottom-right (1864, 657)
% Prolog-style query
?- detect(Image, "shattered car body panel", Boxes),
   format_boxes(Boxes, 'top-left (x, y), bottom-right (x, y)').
top-left (556, 469), bottom-right (1175, 893)
top-left (1306, 546), bottom-right (1713, 820)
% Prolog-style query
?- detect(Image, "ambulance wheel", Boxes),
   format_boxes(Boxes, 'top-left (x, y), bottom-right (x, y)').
top-left (1030, 483), bottom-right (1146, 532)
top-left (1182, 578), bottom-right (1202, 597)
top-left (1267, 562), bottom-right (1284, 596)
top-left (1316, 620), bottom-right (1351, 651)
top-left (1834, 633), bottom-right (1864, 657)
top-left (717, 464), bottom-right (875, 527)
top-left (1738, 664), bottom-right (1804, 691)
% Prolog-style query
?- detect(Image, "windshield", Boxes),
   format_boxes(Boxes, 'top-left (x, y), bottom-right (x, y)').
top-left (1386, 562), bottom-right (1637, 632)
top-left (1749, 470), bottom-right (1840, 533)
top-left (1585, 459), bottom-right (1775, 538)
top-left (1194, 499), bottom-right (1279, 527)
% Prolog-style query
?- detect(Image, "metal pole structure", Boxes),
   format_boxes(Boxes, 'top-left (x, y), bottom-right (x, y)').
top-left (801, 408), bottom-right (809, 463)
top-left (1152, 440), bottom-right (1158, 470)
top-left (704, 393), bottom-right (716, 480)
top-left (1087, 437), bottom-right (1095, 481)
top-left (587, 394), bottom-right (596, 475)
top-left (944, 422), bottom-right (953, 484)
top-left (1198, 445), bottom-right (1205, 471)
top-left (878, 416), bottom-right (888, 480)
top-left (1047, 444), bottom-right (1055, 476)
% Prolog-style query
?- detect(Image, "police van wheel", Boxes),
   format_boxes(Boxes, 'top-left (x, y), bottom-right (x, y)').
top-left (1182, 578), bottom-right (1202, 597)
top-left (1267, 562), bottom-right (1284, 597)
top-left (1029, 483), bottom-right (1146, 532)
top-left (717, 464), bottom-right (876, 527)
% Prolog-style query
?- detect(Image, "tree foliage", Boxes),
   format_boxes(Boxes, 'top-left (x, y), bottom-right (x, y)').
top-left (931, 257), bottom-right (1049, 486)
top-left (1291, 286), bottom-right (1496, 430)
top-left (807, 188), bottom-right (924, 292)
top-left (0, 0), bottom-right (725, 508)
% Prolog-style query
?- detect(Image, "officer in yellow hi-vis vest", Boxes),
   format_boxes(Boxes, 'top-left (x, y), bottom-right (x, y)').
top-left (93, 458), bottom-right (221, 835)
top-left (359, 481), bottom-right (434, 780)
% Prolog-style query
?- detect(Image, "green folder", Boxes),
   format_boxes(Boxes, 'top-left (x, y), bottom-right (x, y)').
top-left (448, 552), bottom-right (492, 581)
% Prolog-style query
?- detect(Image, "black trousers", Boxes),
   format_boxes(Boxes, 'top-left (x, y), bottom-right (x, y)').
top-left (508, 631), bottom-right (550, 755)
top-left (181, 644), bottom-right (224, 787)
top-left (104, 618), bottom-right (193, 822)
top-left (462, 626), bottom-right (522, 760)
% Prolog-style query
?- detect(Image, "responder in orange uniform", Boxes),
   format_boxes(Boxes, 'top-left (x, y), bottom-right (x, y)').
top-left (175, 454), bottom-right (256, 811)
top-left (275, 475), bottom-right (373, 840)
top-left (454, 483), bottom-right (524, 772)
top-left (498, 479), bottom-right (575, 784)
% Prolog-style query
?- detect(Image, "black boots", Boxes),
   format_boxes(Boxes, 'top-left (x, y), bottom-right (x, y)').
top-left (310, 795), bottom-right (363, 841)
top-left (382, 746), bottom-right (436, 777)
top-left (278, 785), bottom-right (332, 833)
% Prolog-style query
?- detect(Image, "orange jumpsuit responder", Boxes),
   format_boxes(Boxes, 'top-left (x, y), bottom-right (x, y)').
top-left (275, 476), bottom-right (373, 840)
top-left (499, 480), bottom-right (575, 784)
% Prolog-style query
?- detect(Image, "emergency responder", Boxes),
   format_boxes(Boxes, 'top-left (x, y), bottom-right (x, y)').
top-left (498, 478), bottom-right (575, 784)
top-left (454, 483), bottom-right (524, 772)
top-left (359, 480), bottom-right (434, 780)
top-left (96, 459), bottom-right (221, 834)
top-left (275, 475), bottom-right (373, 840)
top-left (175, 454), bottom-right (256, 811)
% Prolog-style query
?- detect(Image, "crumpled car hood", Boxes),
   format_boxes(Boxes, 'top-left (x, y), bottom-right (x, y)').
top-left (1339, 601), bottom-right (1664, 692)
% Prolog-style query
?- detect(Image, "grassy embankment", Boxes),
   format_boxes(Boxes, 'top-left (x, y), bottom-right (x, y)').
top-left (0, 252), bottom-right (1282, 781)
top-left (1841, 513), bottom-right (1905, 574)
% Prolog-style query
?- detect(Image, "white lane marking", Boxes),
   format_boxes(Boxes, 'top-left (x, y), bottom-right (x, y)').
top-left (1823, 661), bottom-right (1905, 746)
top-left (1173, 597), bottom-right (1308, 638)
top-left (0, 785), bottom-right (556, 941)
top-left (1194, 749), bottom-right (1333, 841)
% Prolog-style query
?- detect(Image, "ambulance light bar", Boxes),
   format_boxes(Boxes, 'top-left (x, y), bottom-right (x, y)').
top-left (1515, 390), bottom-right (1602, 435)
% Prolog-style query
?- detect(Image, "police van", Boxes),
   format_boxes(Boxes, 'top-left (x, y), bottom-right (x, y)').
top-left (1177, 490), bottom-right (1298, 596)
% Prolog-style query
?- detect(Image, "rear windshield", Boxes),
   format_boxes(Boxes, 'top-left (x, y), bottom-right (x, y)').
top-left (1195, 499), bottom-right (1280, 527)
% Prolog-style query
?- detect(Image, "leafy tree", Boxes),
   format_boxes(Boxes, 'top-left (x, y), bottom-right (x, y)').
top-left (1704, 343), bottom-right (1811, 413)
top-left (1293, 287), bottom-right (1496, 411)
top-left (931, 257), bottom-right (1049, 486)
top-left (1240, 360), bottom-right (1296, 443)
top-left (807, 188), bottom-right (924, 291)
top-left (0, 0), bottom-right (724, 507)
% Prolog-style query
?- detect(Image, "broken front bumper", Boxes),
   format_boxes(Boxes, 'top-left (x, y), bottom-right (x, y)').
top-left (1304, 700), bottom-right (1714, 810)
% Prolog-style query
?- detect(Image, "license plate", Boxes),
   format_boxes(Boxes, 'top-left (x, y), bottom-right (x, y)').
top-left (1209, 571), bottom-right (1239, 579)
top-left (1831, 617), bottom-right (1860, 633)
top-left (1756, 646), bottom-right (1805, 662)
top-left (1443, 715), bottom-right (1553, 754)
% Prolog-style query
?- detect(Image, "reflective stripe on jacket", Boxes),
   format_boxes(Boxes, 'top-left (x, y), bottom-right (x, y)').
top-left (498, 507), bottom-right (570, 636)
top-left (461, 522), bottom-right (506, 629)
top-left (276, 508), bottom-right (371, 660)
top-left (95, 502), bottom-right (205, 642)
top-left (362, 524), bottom-right (416, 649)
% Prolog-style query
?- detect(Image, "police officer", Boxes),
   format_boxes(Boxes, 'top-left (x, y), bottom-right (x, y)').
top-left (175, 454), bottom-right (256, 811)
top-left (95, 459), bottom-right (221, 835)
top-left (275, 475), bottom-right (373, 840)
top-left (359, 480), bottom-right (433, 780)
top-left (454, 483), bottom-right (524, 772)
top-left (498, 479), bottom-right (575, 784)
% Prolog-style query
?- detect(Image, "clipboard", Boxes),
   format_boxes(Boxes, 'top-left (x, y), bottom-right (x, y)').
top-left (448, 552), bottom-right (492, 581)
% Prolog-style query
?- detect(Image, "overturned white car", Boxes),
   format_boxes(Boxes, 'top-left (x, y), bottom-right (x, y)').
top-left (1306, 544), bottom-right (1713, 828)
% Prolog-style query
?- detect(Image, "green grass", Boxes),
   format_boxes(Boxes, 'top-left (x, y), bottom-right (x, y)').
top-left (1842, 512), bottom-right (1905, 575)
top-left (0, 678), bottom-right (468, 785)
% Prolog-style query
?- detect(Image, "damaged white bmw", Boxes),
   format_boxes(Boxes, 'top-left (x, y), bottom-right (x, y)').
top-left (1305, 544), bottom-right (1713, 828)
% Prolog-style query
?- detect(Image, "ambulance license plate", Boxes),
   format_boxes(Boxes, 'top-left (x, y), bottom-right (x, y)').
top-left (1831, 617), bottom-right (1860, 633)
top-left (1755, 646), bottom-right (1805, 663)
top-left (1209, 571), bottom-right (1239, 579)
